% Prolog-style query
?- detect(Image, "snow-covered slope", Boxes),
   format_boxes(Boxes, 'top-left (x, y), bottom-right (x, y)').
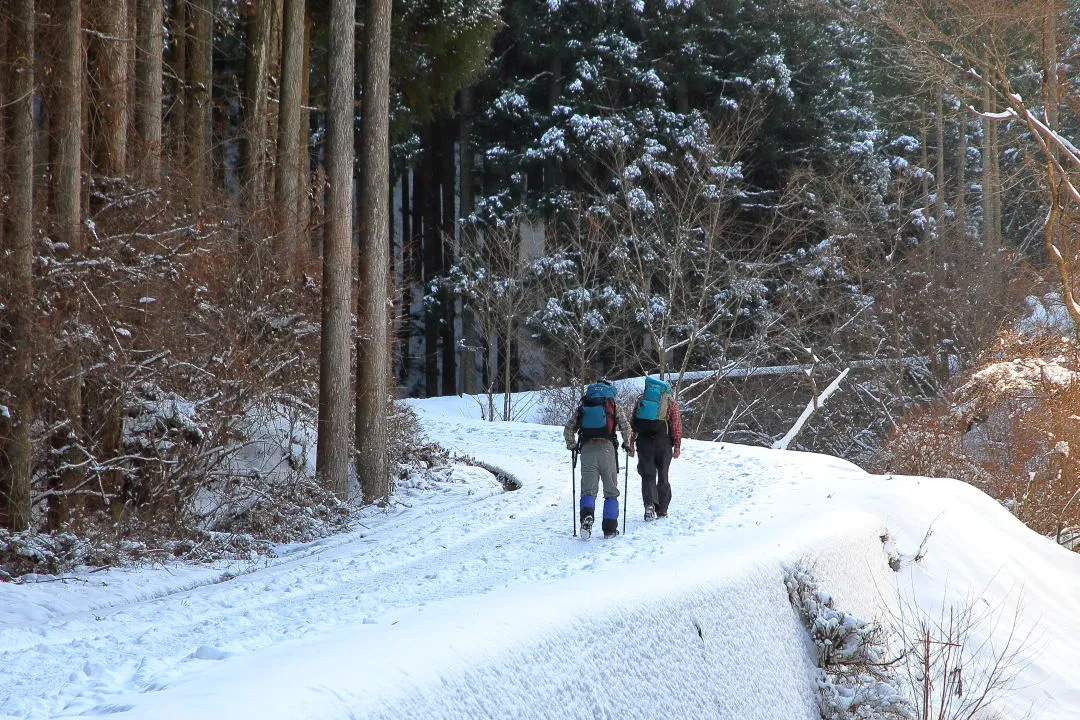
top-left (2, 394), bottom-right (1079, 719)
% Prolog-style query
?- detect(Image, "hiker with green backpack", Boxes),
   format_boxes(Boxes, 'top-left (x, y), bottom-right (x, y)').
top-left (564, 379), bottom-right (633, 539)
top-left (630, 376), bottom-right (683, 521)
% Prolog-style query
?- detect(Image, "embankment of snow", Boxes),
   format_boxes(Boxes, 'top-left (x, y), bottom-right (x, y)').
top-left (111, 508), bottom-right (895, 720)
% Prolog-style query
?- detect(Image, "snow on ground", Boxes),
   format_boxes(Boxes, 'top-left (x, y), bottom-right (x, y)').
top-left (2, 391), bottom-right (1080, 719)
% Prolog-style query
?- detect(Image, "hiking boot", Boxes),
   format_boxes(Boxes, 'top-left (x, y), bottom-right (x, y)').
top-left (604, 529), bottom-right (619, 539)
top-left (580, 514), bottom-right (594, 539)
top-left (656, 509), bottom-right (667, 518)
top-left (644, 505), bottom-right (657, 522)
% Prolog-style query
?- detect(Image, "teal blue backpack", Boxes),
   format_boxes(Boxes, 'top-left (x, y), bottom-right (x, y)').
top-left (634, 377), bottom-right (671, 434)
top-left (578, 381), bottom-right (618, 441)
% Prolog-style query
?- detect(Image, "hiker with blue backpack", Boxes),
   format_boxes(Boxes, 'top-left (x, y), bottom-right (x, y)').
top-left (630, 376), bottom-right (683, 521)
top-left (564, 380), bottom-right (633, 539)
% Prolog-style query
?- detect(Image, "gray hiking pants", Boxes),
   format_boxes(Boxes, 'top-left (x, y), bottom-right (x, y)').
top-left (579, 439), bottom-right (620, 499)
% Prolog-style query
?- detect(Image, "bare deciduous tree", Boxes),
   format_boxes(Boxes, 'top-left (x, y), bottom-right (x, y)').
top-left (873, 0), bottom-right (1080, 334)
top-left (891, 587), bottom-right (1032, 720)
top-left (446, 223), bottom-right (534, 421)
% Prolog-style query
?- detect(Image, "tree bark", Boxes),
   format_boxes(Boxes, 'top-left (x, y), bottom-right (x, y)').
top-left (1043, 0), bottom-right (1060, 136)
top-left (52, 0), bottom-right (84, 250)
top-left (0, 11), bottom-right (6, 250)
top-left (242, 0), bottom-right (273, 225)
top-left (439, 116), bottom-right (457, 396)
top-left (935, 82), bottom-right (946, 226)
top-left (981, 82), bottom-right (1001, 254)
top-left (957, 95), bottom-right (967, 227)
top-left (356, 0), bottom-right (392, 503)
top-left (919, 99), bottom-right (930, 240)
top-left (1, 0), bottom-right (36, 531)
top-left (167, 1), bottom-right (187, 157)
top-left (397, 170), bottom-right (411, 389)
top-left (298, 5), bottom-right (312, 261)
top-left (136, 0), bottom-right (164, 184)
top-left (187, 0), bottom-right (212, 198)
top-left (89, 0), bottom-right (130, 176)
top-left (275, 0), bottom-right (304, 278)
top-left (420, 127), bottom-right (441, 396)
top-left (1043, 0), bottom-right (1062, 259)
top-left (458, 86), bottom-right (479, 395)
top-left (317, 0), bottom-right (355, 499)
top-left (48, 0), bottom-right (87, 526)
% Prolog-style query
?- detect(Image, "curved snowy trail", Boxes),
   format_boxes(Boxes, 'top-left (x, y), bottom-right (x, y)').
top-left (5, 401), bottom-right (1080, 720)
top-left (0, 409), bottom-right (820, 719)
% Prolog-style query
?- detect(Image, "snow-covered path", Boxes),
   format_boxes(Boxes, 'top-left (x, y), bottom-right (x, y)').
top-left (0, 413), bottom-right (778, 718)
top-left (3, 397), bottom-right (1080, 719)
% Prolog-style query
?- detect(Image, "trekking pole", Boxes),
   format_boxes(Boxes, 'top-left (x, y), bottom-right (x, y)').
top-left (622, 446), bottom-right (629, 536)
top-left (571, 449), bottom-right (578, 537)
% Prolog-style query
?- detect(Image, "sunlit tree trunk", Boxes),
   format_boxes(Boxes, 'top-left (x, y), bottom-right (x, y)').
top-left (317, 0), bottom-right (355, 499)
top-left (356, 0), bottom-right (393, 503)
top-left (298, 7), bottom-right (312, 261)
top-left (52, 0), bottom-right (84, 249)
top-left (0, 19), bottom-right (7, 247)
top-left (1, 0), bottom-right (36, 531)
top-left (242, 0), bottom-right (274, 230)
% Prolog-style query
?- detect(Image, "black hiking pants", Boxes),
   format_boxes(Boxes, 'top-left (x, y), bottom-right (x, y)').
top-left (636, 432), bottom-right (673, 514)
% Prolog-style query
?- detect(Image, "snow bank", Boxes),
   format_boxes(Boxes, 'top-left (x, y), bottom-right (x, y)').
top-left (112, 510), bottom-right (896, 720)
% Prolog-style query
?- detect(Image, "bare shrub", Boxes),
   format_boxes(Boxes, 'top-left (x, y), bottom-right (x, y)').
top-left (387, 401), bottom-right (448, 475)
top-left (536, 381), bottom-right (639, 428)
top-left (785, 563), bottom-right (1029, 720)
top-left (888, 586), bottom-right (1033, 720)
top-left (19, 172), bottom-right (328, 559)
top-left (876, 332), bottom-right (1080, 547)
top-left (210, 473), bottom-right (351, 544)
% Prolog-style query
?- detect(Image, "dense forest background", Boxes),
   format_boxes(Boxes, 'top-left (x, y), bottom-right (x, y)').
top-left (3, 0), bottom-right (1080, 560)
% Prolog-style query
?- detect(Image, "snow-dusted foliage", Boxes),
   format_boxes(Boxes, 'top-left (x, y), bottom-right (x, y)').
top-left (0, 526), bottom-right (275, 580)
top-left (458, 0), bottom-right (921, 401)
top-left (785, 563), bottom-right (913, 720)
top-left (471, 0), bottom-right (889, 225)
top-left (528, 247), bottom-right (626, 384)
